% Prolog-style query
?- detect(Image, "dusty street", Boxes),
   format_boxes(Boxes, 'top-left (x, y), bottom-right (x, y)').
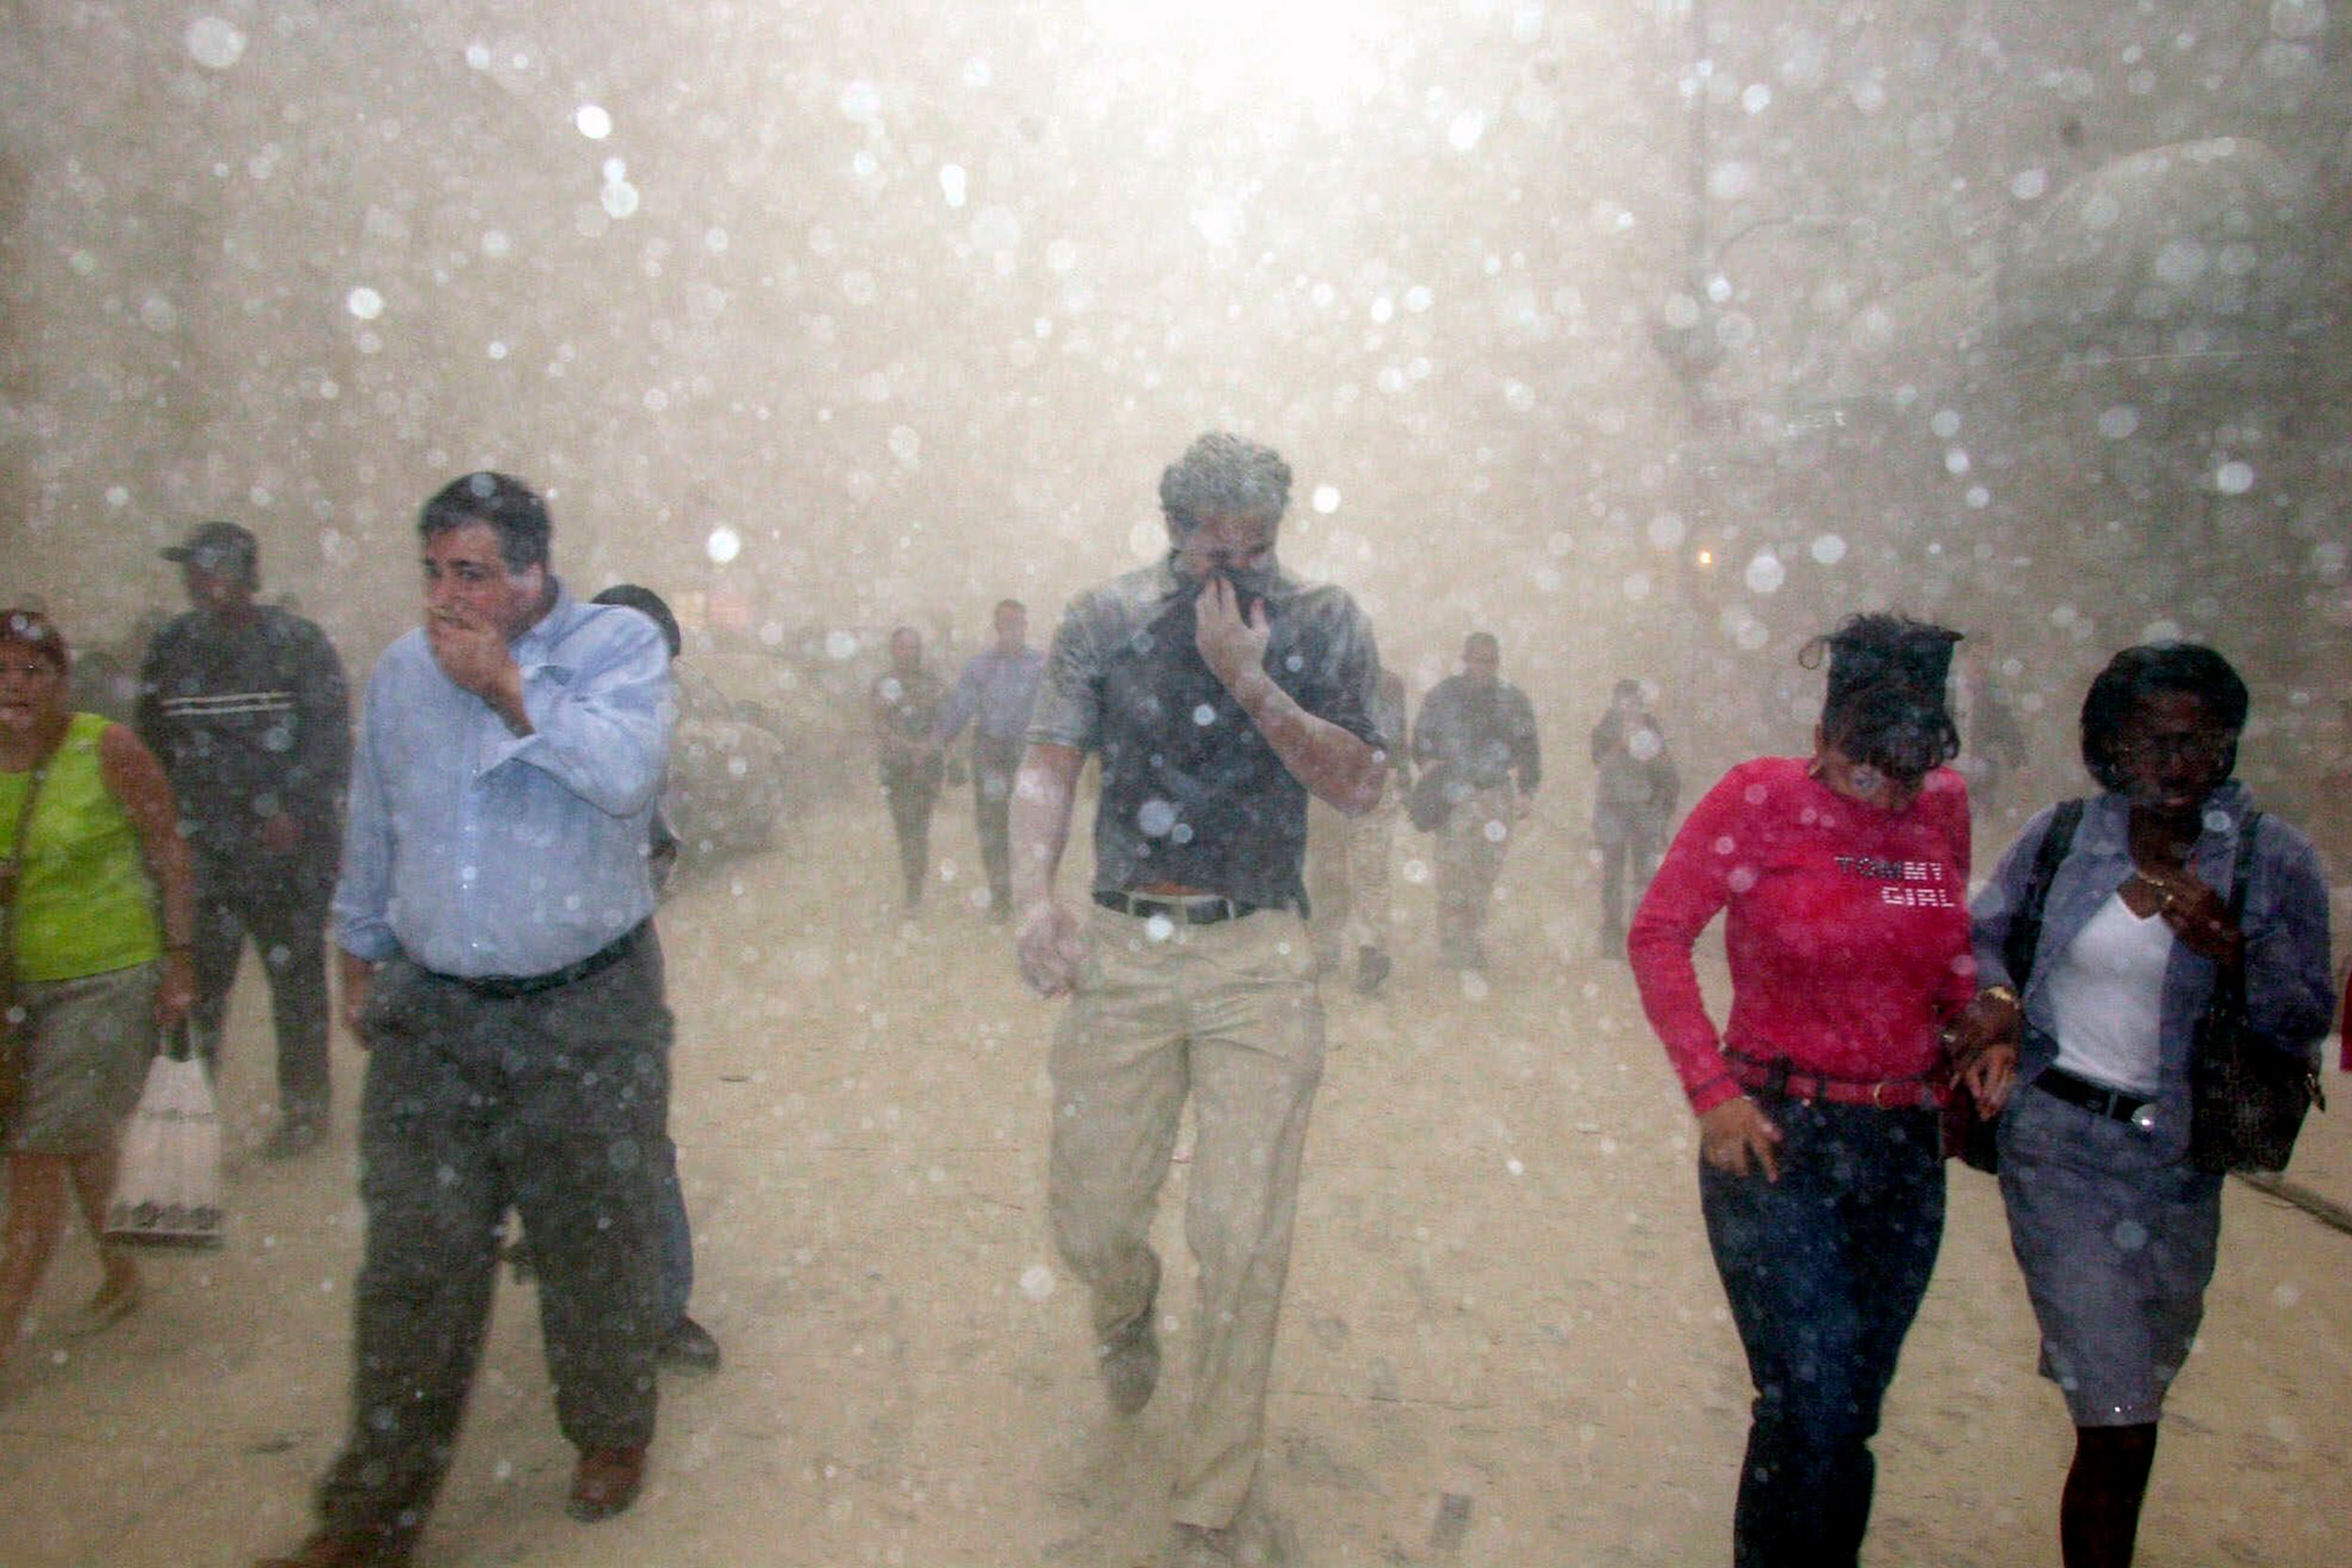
top-left (3, 791), bottom-right (2346, 1566)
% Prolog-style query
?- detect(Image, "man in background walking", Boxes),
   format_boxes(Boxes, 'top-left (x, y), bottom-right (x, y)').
top-left (1412, 631), bottom-right (1540, 975)
top-left (139, 520), bottom-right (348, 1158)
top-left (933, 598), bottom-right (1045, 921)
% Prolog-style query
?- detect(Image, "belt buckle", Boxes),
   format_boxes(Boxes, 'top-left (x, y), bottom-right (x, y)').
top-left (1870, 1079), bottom-right (1895, 1109)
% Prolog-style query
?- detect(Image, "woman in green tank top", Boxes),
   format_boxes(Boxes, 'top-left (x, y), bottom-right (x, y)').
top-left (1, 609), bottom-right (197, 1386)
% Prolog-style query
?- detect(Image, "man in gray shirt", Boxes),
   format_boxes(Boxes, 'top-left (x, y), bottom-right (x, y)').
top-left (1011, 433), bottom-right (1387, 1567)
top-left (932, 598), bottom-right (1045, 921)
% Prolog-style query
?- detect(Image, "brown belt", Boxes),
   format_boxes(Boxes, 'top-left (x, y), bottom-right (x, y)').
top-left (1726, 1052), bottom-right (1947, 1110)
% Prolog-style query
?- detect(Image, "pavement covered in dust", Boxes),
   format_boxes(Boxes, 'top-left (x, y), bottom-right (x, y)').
top-left (2, 793), bottom-right (2346, 1566)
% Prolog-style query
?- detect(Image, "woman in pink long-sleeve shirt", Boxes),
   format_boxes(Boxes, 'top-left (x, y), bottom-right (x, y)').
top-left (1628, 613), bottom-right (2012, 1568)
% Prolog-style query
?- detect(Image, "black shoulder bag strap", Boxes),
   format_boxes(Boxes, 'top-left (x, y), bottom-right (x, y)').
top-left (2207, 810), bottom-right (2262, 1026)
top-left (2002, 798), bottom-right (2086, 993)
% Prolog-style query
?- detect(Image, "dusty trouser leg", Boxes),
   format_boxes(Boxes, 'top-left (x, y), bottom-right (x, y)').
top-left (316, 964), bottom-right (505, 1553)
top-left (1301, 799), bottom-right (1352, 974)
top-left (1169, 913), bottom-right (1325, 1531)
top-left (1048, 910), bottom-right (1189, 1377)
top-left (1597, 834), bottom-right (1631, 944)
top-left (2061, 1423), bottom-right (2159, 1568)
top-left (238, 874), bottom-right (336, 1127)
top-left (504, 932), bottom-right (670, 1454)
top-left (186, 879), bottom-right (246, 1069)
top-left (973, 736), bottom-right (1023, 913)
top-left (884, 782), bottom-right (937, 905)
top-left (652, 1130), bottom-right (693, 1330)
top-left (1341, 796), bottom-right (1394, 956)
top-left (1434, 785), bottom-right (1509, 968)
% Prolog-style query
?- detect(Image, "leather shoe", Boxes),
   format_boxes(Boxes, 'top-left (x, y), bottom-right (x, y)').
top-left (659, 1313), bottom-right (722, 1373)
top-left (566, 1444), bottom-right (648, 1522)
top-left (251, 1528), bottom-right (410, 1568)
top-left (1096, 1311), bottom-right (1159, 1416)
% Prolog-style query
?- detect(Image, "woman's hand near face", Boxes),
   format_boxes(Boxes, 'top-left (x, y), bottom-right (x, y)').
top-left (1698, 1097), bottom-right (1785, 1182)
top-left (2135, 866), bottom-right (2243, 965)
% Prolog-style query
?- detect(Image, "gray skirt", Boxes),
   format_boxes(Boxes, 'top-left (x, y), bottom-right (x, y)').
top-left (6, 961), bottom-right (160, 1155)
top-left (1996, 1079), bottom-right (2224, 1426)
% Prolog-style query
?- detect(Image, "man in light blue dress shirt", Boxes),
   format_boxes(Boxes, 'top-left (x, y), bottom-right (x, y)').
top-left (261, 473), bottom-right (675, 1568)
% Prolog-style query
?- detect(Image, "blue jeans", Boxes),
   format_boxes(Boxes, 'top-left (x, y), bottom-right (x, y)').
top-left (1699, 1099), bottom-right (1946, 1568)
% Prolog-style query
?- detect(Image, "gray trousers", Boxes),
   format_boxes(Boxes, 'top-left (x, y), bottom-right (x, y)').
top-left (189, 855), bottom-right (335, 1124)
top-left (972, 734), bottom-right (1025, 911)
top-left (317, 928), bottom-right (671, 1549)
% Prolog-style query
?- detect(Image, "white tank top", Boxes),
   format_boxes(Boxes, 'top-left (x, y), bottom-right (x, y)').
top-left (2045, 891), bottom-right (2174, 1095)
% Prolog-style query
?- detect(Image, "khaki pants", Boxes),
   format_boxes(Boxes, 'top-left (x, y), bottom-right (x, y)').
top-left (1048, 904), bottom-right (1325, 1529)
top-left (1434, 783), bottom-right (1515, 967)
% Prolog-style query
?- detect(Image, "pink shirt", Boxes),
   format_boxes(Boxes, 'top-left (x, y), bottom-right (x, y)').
top-left (1629, 756), bottom-right (1976, 1115)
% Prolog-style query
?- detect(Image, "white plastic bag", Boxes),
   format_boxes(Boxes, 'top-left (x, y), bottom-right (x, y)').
top-left (104, 1029), bottom-right (224, 1247)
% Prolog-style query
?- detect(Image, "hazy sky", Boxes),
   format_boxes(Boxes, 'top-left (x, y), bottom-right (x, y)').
top-left (4, 2), bottom-right (2346, 790)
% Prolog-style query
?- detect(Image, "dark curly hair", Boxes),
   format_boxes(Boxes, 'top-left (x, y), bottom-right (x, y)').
top-left (1802, 613), bottom-right (1963, 784)
top-left (2079, 642), bottom-right (2247, 792)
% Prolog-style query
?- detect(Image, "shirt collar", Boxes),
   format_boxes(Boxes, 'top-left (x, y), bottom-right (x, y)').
top-left (509, 579), bottom-right (575, 664)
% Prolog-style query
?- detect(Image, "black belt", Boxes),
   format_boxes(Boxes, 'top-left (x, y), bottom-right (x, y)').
top-left (1094, 890), bottom-right (1257, 926)
top-left (428, 922), bottom-right (645, 999)
top-left (2033, 1066), bottom-right (2153, 1124)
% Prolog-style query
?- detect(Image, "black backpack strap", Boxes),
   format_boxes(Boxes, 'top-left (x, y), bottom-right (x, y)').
top-left (2003, 799), bottom-right (2086, 992)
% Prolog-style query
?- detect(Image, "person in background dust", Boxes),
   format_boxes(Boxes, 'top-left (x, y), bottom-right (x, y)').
top-left (1412, 631), bottom-right (1540, 976)
top-left (1591, 678), bottom-right (1677, 960)
top-left (870, 626), bottom-right (946, 910)
top-left (1011, 432), bottom-right (1387, 1567)
top-left (588, 584), bottom-right (721, 1376)
top-left (932, 598), bottom-right (1045, 923)
top-left (1305, 665), bottom-right (1410, 993)
top-left (137, 522), bottom-right (350, 1160)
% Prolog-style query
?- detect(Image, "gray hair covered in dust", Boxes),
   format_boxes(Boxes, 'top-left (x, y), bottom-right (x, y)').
top-left (1158, 433), bottom-right (1293, 532)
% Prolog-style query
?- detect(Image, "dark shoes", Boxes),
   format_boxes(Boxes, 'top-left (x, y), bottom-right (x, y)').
top-left (1352, 944), bottom-right (1392, 995)
top-left (1097, 1311), bottom-right (1160, 1416)
top-left (260, 1117), bottom-right (326, 1162)
top-left (252, 1529), bottom-right (410, 1568)
top-left (566, 1444), bottom-right (649, 1522)
top-left (659, 1313), bottom-right (722, 1373)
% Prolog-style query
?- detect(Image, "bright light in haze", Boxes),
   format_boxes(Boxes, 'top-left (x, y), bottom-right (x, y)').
top-left (1087, 0), bottom-right (1384, 112)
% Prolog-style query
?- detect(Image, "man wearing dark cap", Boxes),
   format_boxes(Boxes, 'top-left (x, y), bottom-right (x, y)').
top-left (1012, 432), bottom-right (1389, 1566)
top-left (138, 520), bottom-right (350, 1158)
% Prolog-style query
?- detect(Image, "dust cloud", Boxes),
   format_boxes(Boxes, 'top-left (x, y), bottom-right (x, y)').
top-left (3, 3), bottom-right (2349, 1565)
